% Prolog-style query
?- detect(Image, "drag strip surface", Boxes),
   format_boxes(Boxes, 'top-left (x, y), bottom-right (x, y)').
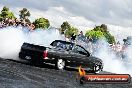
top-left (0, 58), bottom-right (131, 88)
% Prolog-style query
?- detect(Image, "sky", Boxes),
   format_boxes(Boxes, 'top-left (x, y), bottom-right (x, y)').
top-left (0, 0), bottom-right (132, 41)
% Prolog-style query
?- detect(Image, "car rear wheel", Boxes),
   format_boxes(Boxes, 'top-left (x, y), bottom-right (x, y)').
top-left (30, 57), bottom-right (43, 67)
top-left (56, 59), bottom-right (65, 70)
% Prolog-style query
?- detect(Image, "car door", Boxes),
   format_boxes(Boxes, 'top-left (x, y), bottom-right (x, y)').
top-left (70, 45), bottom-right (89, 67)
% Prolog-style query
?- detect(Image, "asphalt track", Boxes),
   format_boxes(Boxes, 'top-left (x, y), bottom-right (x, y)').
top-left (0, 58), bottom-right (131, 88)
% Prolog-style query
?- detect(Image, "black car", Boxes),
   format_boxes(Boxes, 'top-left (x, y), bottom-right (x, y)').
top-left (19, 40), bottom-right (103, 73)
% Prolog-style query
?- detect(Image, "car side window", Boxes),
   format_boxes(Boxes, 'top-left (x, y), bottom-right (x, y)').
top-left (73, 45), bottom-right (88, 56)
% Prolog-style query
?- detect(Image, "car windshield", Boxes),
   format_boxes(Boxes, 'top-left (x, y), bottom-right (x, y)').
top-left (54, 41), bottom-right (73, 50)
top-left (73, 45), bottom-right (90, 56)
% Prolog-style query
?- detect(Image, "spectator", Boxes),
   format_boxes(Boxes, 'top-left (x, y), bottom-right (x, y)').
top-left (79, 31), bottom-right (83, 36)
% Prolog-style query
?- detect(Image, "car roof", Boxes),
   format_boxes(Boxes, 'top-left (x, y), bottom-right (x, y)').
top-left (50, 40), bottom-right (88, 49)
top-left (50, 40), bottom-right (75, 46)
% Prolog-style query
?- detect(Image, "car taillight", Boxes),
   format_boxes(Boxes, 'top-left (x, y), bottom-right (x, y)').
top-left (43, 50), bottom-right (48, 59)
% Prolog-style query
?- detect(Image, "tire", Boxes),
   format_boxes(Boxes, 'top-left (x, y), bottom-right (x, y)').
top-left (93, 65), bottom-right (101, 74)
top-left (56, 59), bottom-right (65, 70)
top-left (30, 57), bottom-right (43, 67)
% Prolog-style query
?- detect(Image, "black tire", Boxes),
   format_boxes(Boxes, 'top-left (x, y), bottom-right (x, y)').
top-left (93, 65), bottom-right (101, 74)
top-left (55, 59), bottom-right (66, 70)
top-left (30, 57), bottom-right (43, 67)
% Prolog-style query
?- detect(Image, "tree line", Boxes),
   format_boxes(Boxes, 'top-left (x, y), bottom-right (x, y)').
top-left (0, 6), bottom-right (115, 44)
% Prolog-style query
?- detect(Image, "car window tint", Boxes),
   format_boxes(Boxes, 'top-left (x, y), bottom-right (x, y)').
top-left (73, 45), bottom-right (88, 55)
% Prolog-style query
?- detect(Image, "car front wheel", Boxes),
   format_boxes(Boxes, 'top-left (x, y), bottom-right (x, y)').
top-left (93, 65), bottom-right (101, 73)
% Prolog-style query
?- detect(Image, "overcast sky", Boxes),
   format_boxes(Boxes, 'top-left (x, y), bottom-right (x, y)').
top-left (0, 0), bottom-right (132, 35)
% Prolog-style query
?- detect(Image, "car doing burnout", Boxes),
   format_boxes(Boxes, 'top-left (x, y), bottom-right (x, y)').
top-left (19, 40), bottom-right (103, 73)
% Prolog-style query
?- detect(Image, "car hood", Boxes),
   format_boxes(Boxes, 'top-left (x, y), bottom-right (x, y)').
top-left (88, 56), bottom-right (103, 64)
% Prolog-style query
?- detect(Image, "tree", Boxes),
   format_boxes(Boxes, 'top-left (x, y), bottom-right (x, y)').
top-left (100, 24), bottom-right (108, 32)
top-left (0, 6), bottom-right (9, 18)
top-left (85, 30), bottom-right (105, 39)
top-left (65, 26), bottom-right (79, 37)
top-left (60, 21), bottom-right (71, 34)
top-left (85, 24), bottom-right (115, 44)
top-left (19, 8), bottom-right (30, 22)
top-left (0, 6), bottom-right (16, 19)
top-left (93, 24), bottom-right (107, 33)
top-left (103, 32), bottom-right (115, 44)
top-left (33, 17), bottom-right (50, 29)
top-left (60, 21), bottom-right (79, 37)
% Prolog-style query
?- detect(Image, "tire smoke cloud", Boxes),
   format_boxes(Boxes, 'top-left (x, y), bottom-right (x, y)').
top-left (92, 39), bottom-right (132, 75)
top-left (0, 27), bottom-right (63, 59)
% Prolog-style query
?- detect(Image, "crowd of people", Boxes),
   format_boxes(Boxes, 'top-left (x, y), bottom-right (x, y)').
top-left (0, 18), bottom-right (35, 30)
top-left (65, 31), bottom-right (131, 60)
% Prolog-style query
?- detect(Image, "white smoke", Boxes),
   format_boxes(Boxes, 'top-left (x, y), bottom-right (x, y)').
top-left (0, 26), bottom-right (63, 59)
top-left (93, 39), bottom-right (132, 75)
top-left (0, 27), bottom-right (25, 59)
top-left (108, 25), bottom-right (132, 44)
top-left (27, 28), bottom-right (64, 46)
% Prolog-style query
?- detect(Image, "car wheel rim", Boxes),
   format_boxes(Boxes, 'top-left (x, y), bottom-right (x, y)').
top-left (57, 59), bottom-right (65, 70)
top-left (94, 65), bottom-right (100, 73)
